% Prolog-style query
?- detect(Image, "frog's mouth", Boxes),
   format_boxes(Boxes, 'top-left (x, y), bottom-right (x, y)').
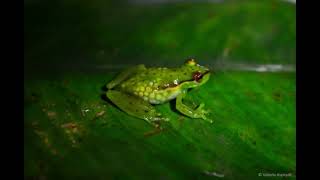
top-left (193, 70), bottom-right (210, 82)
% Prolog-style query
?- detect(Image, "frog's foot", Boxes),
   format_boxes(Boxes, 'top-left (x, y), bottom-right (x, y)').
top-left (147, 112), bottom-right (169, 122)
top-left (194, 103), bottom-right (213, 123)
top-left (106, 90), bottom-right (169, 127)
top-left (147, 113), bottom-right (170, 129)
top-left (176, 92), bottom-right (213, 124)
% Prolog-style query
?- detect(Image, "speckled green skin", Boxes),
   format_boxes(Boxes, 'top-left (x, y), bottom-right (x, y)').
top-left (119, 67), bottom-right (196, 104)
top-left (106, 60), bottom-right (212, 126)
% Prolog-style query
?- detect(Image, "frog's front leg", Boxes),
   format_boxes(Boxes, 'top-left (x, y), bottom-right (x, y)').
top-left (175, 82), bottom-right (213, 123)
top-left (107, 90), bottom-right (169, 127)
top-left (107, 64), bottom-right (146, 89)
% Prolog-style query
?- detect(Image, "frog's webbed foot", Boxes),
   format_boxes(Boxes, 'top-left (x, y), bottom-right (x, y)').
top-left (106, 90), bottom-right (169, 128)
top-left (143, 110), bottom-right (170, 127)
top-left (194, 103), bottom-right (213, 123)
top-left (176, 92), bottom-right (213, 124)
top-left (148, 114), bottom-right (170, 123)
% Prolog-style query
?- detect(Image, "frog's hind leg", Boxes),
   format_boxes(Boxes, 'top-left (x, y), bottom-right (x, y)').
top-left (106, 90), bottom-right (169, 127)
top-left (107, 64), bottom-right (146, 89)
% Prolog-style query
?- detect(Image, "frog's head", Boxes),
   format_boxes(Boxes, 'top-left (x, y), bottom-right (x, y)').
top-left (182, 58), bottom-right (211, 85)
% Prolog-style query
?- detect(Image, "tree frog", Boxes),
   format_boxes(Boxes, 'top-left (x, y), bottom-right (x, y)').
top-left (106, 59), bottom-right (212, 127)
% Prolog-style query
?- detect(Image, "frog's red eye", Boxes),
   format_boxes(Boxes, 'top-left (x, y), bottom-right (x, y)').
top-left (193, 71), bottom-right (202, 82)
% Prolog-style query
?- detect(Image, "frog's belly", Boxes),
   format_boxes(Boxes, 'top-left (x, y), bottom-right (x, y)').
top-left (132, 89), bottom-right (181, 104)
top-left (150, 89), bottom-right (181, 104)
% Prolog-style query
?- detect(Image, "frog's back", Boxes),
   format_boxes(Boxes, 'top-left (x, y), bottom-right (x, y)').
top-left (119, 67), bottom-right (182, 104)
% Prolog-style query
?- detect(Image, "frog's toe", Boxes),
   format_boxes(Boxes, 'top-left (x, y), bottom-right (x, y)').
top-left (149, 114), bottom-right (170, 122)
top-left (196, 104), bottom-right (210, 115)
top-left (196, 103), bottom-right (205, 110)
top-left (149, 116), bottom-right (170, 129)
top-left (196, 103), bottom-right (211, 113)
top-left (202, 115), bottom-right (213, 123)
top-left (195, 107), bottom-right (213, 123)
top-left (163, 117), bottom-right (170, 122)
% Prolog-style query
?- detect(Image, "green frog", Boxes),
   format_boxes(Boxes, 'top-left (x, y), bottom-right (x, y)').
top-left (106, 59), bottom-right (212, 127)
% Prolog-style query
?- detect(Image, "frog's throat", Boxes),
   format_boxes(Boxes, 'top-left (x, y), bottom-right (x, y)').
top-left (199, 72), bottom-right (210, 85)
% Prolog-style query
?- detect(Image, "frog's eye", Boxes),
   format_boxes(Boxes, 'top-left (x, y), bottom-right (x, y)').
top-left (192, 71), bottom-right (203, 82)
top-left (185, 58), bottom-right (196, 66)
